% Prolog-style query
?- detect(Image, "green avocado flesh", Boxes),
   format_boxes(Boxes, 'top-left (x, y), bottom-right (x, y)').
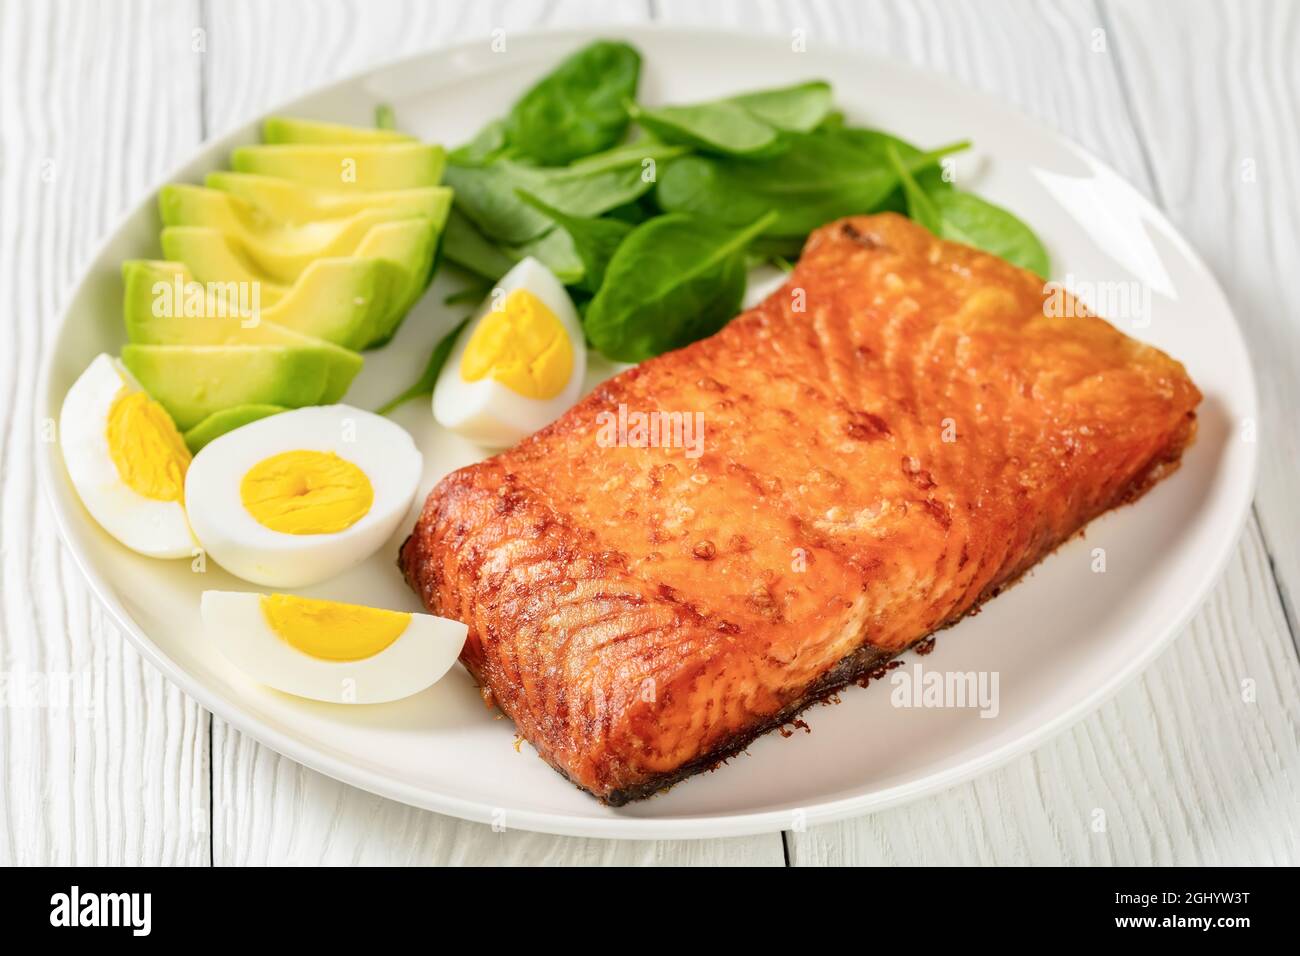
top-left (230, 143), bottom-right (446, 191)
top-left (158, 184), bottom-right (437, 280)
top-left (201, 173), bottom-right (452, 225)
top-left (124, 255), bottom-right (396, 352)
top-left (261, 116), bottom-right (412, 146)
top-left (182, 404), bottom-right (286, 452)
top-left (121, 343), bottom-right (354, 431)
top-left (121, 261), bottom-right (364, 401)
top-left (118, 115), bottom-right (448, 428)
top-left (156, 178), bottom-right (447, 347)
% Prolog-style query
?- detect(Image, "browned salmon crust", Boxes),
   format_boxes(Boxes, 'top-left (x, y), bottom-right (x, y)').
top-left (400, 213), bottom-right (1201, 804)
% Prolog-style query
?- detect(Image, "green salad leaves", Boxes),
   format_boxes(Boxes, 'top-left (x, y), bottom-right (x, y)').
top-left (504, 40), bottom-right (641, 166)
top-left (886, 144), bottom-right (1049, 277)
top-left (432, 38), bottom-right (1050, 369)
top-left (628, 80), bottom-right (833, 157)
top-left (586, 211), bottom-right (778, 362)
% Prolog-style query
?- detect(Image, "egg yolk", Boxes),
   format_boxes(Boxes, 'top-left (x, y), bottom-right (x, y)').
top-left (106, 390), bottom-right (191, 502)
top-left (240, 450), bottom-right (373, 535)
top-left (460, 289), bottom-right (573, 399)
top-left (260, 593), bottom-right (410, 661)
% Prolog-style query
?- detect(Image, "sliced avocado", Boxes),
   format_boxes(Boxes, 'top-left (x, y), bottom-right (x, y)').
top-left (349, 218), bottom-right (440, 340)
top-left (262, 116), bottom-right (412, 145)
top-left (157, 230), bottom-right (404, 346)
top-left (160, 227), bottom-right (289, 306)
top-left (160, 221), bottom-right (436, 338)
top-left (159, 184), bottom-right (438, 284)
top-left (121, 344), bottom-right (354, 431)
top-left (122, 262), bottom-right (363, 397)
top-left (203, 172), bottom-right (452, 224)
top-left (230, 143), bottom-right (446, 191)
top-left (124, 257), bottom-right (395, 351)
top-left (183, 404), bottom-right (286, 452)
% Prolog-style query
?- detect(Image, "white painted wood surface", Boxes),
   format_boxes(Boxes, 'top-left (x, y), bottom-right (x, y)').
top-left (2, 0), bottom-right (1296, 865)
top-left (0, 0), bottom-right (210, 866)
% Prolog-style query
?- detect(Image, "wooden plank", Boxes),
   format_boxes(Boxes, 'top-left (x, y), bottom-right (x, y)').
top-left (0, 0), bottom-right (209, 865)
top-left (202, 0), bottom-right (655, 138)
top-left (202, 0), bottom-right (785, 866)
top-left (212, 728), bottom-right (780, 865)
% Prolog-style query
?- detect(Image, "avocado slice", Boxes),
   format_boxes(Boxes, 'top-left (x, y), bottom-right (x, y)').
top-left (121, 344), bottom-right (354, 431)
top-left (262, 116), bottom-right (412, 145)
top-left (122, 261), bottom-right (364, 399)
top-left (202, 173), bottom-right (452, 225)
top-left (160, 228), bottom-right (289, 306)
top-left (159, 184), bottom-right (440, 283)
top-left (124, 257), bottom-right (396, 352)
top-left (156, 230), bottom-right (405, 345)
top-left (230, 143), bottom-right (446, 191)
top-left (349, 218), bottom-right (440, 336)
top-left (160, 220), bottom-right (436, 341)
top-left (183, 404), bottom-right (286, 452)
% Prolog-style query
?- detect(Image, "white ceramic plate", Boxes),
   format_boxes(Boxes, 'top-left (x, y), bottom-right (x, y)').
top-left (39, 26), bottom-right (1257, 839)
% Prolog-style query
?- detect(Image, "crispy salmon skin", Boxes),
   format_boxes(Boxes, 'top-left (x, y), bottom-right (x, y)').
top-left (400, 213), bottom-right (1201, 804)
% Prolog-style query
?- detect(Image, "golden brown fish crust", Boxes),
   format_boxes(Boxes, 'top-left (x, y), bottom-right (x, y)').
top-left (400, 213), bottom-right (1201, 804)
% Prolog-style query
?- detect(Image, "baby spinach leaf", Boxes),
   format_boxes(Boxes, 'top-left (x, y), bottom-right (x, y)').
top-left (503, 227), bottom-right (585, 286)
top-left (604, 195), bottom-right (657, 225)
top-left (441, 208), bottom-right (517, 281)
top-left (516, 190), bottom-right (633, 292)
top-left (655, 128), bottom-right (969, 239)
top-left (377, 318), bottom-right (469, 414)
top-left (729, 80), bottom-right (833, 133)
top-left (630, 100), bottom-right (782, 156)
top-left (442, 199), bottom-right (617, 289)
top-left (505, 40), bottom-right (641, 166)
top-left (445, 142), bottom-right (685, 244)
top-left (443, 164), bottom-right (553, 244)
top-left (628, 81), bottom-right (833, 157)
top-left (931, 191), bottom-right (1051, 277)
top-left (447, 118), bottom-right (510, 166)
top-left (561, 139), bottom-right (687, 175)
top-left (444, 284), bottom-right (491, 307)
top-left (886, 143), bottom-right (944, 234)
top-left (584, 210), bottom-right (778, 361)
top-left (887, 144), bottom-right (1050, 277)
top-left (525, 143), bottom-right (685, 218)
top-left (748, 234), bottom-right (807, 261)
top-left (816, 109), bottom-right (846, 131)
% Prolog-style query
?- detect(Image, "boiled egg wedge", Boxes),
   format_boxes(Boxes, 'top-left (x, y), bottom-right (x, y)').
top-left (59, 353), bottom-right (197, 558)
top-left (202, 590), bottom-right (466, 704)
top-left (185, 405), bottom-right (421, 587)
top-left (433, 257), bottom-right (585, 447)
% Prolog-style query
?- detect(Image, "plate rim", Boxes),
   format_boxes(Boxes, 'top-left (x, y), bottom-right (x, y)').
top-left (36, 22), bottom-right (1260, 840)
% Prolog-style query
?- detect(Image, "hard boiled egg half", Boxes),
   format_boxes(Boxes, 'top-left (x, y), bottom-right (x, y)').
top-left (434, 257), bottom-right (585, 446)
top-left (60, 353), bottom-right (197, 558)
top-left (202, 590), bottom-right (466, 703)
top-left (185, 405), bottom-right (421, 587)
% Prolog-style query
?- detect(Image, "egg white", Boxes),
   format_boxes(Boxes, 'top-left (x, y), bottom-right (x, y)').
top-left (59, 353), bottom-right (197, 559)
top-left (201, 590), bottom-right (467, 704)
top-left (433, 256), bottom-right (586, 447)
top-left (184, 405), bottom-right (422, 587)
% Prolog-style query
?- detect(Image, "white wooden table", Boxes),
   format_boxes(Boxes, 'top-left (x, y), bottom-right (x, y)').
top-left (2, 0), bottom-right (1297, 866)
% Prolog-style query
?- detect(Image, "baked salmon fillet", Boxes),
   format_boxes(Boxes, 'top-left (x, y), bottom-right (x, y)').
top-left (400, 212), bottom-right (1201, 804)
